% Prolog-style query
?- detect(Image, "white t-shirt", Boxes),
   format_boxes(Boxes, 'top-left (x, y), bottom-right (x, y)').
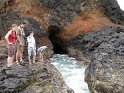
top-left (37, 46), bottom-right (47, 52)
top-left (27, 35), bottom-right (36, 49)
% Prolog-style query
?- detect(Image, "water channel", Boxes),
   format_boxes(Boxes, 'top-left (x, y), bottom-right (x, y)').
top-left (50, 54), bottom-right (90, 93)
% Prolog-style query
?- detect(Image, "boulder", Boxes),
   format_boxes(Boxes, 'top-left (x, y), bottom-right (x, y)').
top-left (68, 25), bottom-right (124, 93)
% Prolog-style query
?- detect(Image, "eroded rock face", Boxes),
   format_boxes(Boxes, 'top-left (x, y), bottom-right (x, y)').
top-left (68, 26), bottom-right (124, 93)
top-left (0, 0), bottom-right (123, 42)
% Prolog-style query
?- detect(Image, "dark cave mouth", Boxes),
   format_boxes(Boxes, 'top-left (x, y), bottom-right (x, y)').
top-left (48, 26), bottom-right (68, 54)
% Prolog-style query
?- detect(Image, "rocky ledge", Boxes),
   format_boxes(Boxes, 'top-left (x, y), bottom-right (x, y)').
top-left (0, 62), bottom-right (74, 93)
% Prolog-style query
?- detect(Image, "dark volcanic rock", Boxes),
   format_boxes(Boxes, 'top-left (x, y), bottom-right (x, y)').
top-left (0, 0), bottom-right (11, 14)
top-left (0, 0), bottom-right (123, 53)
top-left (0, 40), bottom-right (7, 62)
top-left (68, 25), bottom-right (124, 93)
top-left (0, 62), bottom-right (71, 93)
top-left (100, 0), bottom-right (124, 25)
top-left (68, 26), bottom-right (124, 58)
top-left (0, 12), bottom-right (46, 37)
top-left (0, 0), bottom-right (124, 93)
top-left (37, 0), bottom-right (80, 27)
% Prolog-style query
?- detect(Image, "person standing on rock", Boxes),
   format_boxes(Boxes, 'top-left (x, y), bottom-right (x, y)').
top-left (27, 31), bottom-right (36, 64)
top-left (5, 24), bottom-right (18, 67)
top-left (16, 21), bottom-right (27, 64)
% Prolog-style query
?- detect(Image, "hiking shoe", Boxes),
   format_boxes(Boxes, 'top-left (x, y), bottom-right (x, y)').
top-left (29, 62), bottom-right (32, 65)
top-left (33, 62), bottom-right (36, 64)
top-left (16, 61), bottom-right (19, 65)
top-left (20, 63), bottom-right (25, 66)
top-left (39, 59), bottom-right (44, 62)
top-left (20, 60), bottom-right (24, 63)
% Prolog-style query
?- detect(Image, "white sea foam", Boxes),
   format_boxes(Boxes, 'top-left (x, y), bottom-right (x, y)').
top-left (51, 54), bottom-right (90, 93)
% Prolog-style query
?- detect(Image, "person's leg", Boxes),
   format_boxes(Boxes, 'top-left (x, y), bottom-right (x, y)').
top-left (20, 46), bottom-right (24, 63)
top-left (39, 52), bottom-right (44, 62)
top-left (33, 55), bottom-right (36, 63)
top-left (7, 57), bottom-right (13, 67)
top-left (11, 45), bottom-right (15, 64)
top-left (16, 50), bottom-right (20, 63)
top-left (28, 48), bottom-right (32, 64)
top-left (20, 51), bottom-right (23, 62)
top-left (16, 44), bottom-right (19, 62)
top-left (7, 45), bottom-right (13, 67)
top-left (33, 49), bottom-right (36, 63)
top-left (28, 55), bottom-right (31, 64)
top-left (12, 55), bottom-right (15, 65)
top-left (16, 51), bottom-right (18, 62)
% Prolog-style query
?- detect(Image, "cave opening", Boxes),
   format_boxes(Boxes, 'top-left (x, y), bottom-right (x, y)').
top-left (48, 26), bottom-right (67, 54)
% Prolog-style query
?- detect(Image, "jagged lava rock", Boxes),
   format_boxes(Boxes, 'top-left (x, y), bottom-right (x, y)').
top-left (68, 25), bottom-right (124, 93)
top-left (0, 62), bottom-right (72, 93)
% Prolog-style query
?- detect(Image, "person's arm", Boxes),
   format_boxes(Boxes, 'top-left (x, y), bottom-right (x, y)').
top-left (34, 39), bottom-right (36, 50)
top-left (5, 31), bottom-right (11, 43)
top-left (22, 30), bottom-right (25, 36)
top-left (33, 39), bottom-right (36, 50)
top-left (16, 28), bottom-right (22, 45)
top-left (34, 44), bottom-right (36, 50)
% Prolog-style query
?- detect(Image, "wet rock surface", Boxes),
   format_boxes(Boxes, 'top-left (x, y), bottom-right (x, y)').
top-left (68, 25), bottom-right (124, 93)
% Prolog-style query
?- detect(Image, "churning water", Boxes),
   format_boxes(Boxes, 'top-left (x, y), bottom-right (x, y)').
top-left (50, 54), bottom-right (90, 93)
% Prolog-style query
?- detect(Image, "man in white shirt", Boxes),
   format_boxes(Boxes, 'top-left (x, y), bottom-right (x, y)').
top-left (27, 31), bottom-right (36, 64)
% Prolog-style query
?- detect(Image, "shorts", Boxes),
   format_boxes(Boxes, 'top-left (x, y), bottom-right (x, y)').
top-left (7, 44), bottom-right (16, 57)
top-left (16, 43), bottom-right (24, 52)
top-left (28, 47), bottom-right (36, 56)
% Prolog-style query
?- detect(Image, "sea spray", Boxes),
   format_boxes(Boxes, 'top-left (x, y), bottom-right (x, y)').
top-left (50, 54), bottom-right (90, 93)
